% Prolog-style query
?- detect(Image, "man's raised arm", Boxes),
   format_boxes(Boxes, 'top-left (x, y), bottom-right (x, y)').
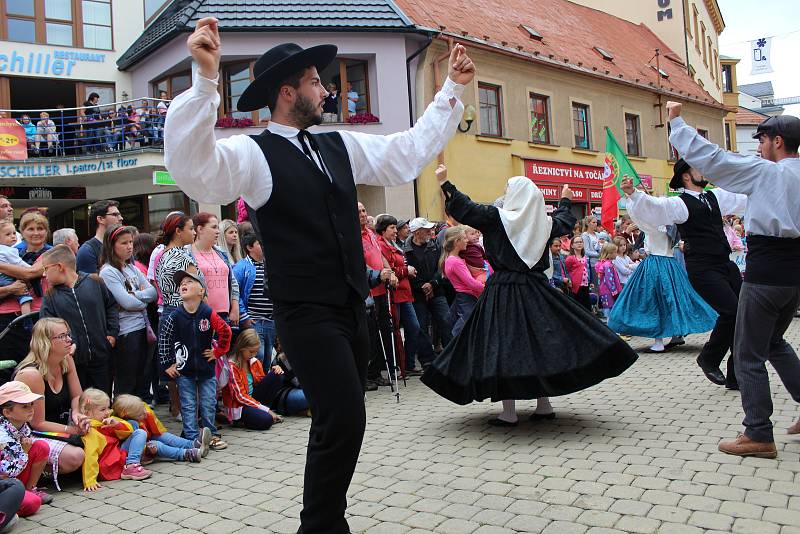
top-left (344, 44), bottom-right (475, 187)
top-left (164, 18), bottom-right (268, 206)
top-left (666, 101), bottom-right (774, 195)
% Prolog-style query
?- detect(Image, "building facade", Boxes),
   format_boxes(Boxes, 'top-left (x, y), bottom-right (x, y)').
top-left (396, 0), bottom-right (728, 220)
top-left (118, 0), bottom-right (431, 220)
top-left (568, 0), bottom-right (726, 103)
top-left (720, 55), bottom-right (739, 152)
top-left (0, 0), bottom-right (187, 238)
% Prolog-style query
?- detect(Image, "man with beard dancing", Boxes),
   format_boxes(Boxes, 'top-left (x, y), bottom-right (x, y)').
top-left (163, 17), bottom-right (474, 534)
top-left (619, 160), bottom-right (746, 388)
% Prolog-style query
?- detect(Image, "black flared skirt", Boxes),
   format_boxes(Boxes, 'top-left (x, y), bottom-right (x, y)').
top-left (421, 270), bottom-right (638, 405)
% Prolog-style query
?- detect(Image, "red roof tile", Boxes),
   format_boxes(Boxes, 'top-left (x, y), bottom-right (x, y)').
top-left (736, 106), bottom-right (769, 126)
top-left (396, 0), bottom-right (724, 109)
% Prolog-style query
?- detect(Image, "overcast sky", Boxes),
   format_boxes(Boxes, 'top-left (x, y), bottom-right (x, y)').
top-left (718, 0), bottom-right (799, 116)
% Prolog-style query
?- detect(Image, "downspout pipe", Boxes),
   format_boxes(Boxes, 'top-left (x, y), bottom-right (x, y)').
top-left (406, 35), bottom-right (434, 216)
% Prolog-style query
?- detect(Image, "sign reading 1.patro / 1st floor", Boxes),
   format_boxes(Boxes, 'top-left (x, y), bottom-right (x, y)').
top-left (0, 157), bottom-right (139, 178)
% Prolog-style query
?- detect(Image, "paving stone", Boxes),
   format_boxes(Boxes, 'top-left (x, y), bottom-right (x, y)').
top-left (17, 329), bottom-right (800, 534)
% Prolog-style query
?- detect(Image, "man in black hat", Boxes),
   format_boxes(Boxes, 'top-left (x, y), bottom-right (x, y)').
top-left (620, 159), bottom-right (746, 387)
top-left (667, 101), bottom-right (800, 459)
top-left (164, 17), bottom-right (475, 533)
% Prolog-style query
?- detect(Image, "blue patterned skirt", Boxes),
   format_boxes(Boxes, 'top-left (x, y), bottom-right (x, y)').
top-left (608, 254), bottom-right (718, 339)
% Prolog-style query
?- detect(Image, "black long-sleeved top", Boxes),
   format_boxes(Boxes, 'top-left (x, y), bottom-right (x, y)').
top-left (441, 181), bottom-right (576, 274)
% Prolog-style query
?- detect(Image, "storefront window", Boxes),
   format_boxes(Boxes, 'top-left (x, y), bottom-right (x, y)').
top-left (572, 103), bottom-right (591, 149)
top-left (82, 0), bottom-right (112, 50)
top-left (148, 192), bottom-right (187, 233)
top-left (479, 83), bottom-right (502, 137)
top-left (529, 93), bottom-right (550, 144)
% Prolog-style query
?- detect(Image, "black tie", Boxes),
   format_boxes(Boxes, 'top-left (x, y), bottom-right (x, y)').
top-left (698, 192), bottom-right (712, 212)
top-left (297, 129), bottom-right (331, 180)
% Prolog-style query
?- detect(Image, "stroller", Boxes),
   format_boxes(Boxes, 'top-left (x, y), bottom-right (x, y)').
top-left (0, 312), bottom-right (38, 385)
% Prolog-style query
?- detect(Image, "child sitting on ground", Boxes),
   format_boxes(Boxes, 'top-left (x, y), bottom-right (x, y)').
top-left (0, 222), bottom-right (36, 314)
top-left (221, 329), bottom-right (284, 430)
top-left (112, 394), bottom-right (209, 463)
top-left (0, 381), bottom-right (53, 517)
top-left (78, 388), bottom-right (151, 491)
top-left (159, 270), bottom-right (231, 450)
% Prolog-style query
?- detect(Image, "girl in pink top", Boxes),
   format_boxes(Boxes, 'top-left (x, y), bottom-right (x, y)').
top-left (186, 213), bottom-right (240, 327)
top-left (442, 226), bottom-right (484, 336)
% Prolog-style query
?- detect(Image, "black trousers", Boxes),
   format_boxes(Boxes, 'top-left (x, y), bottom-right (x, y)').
top-left (273, 299), bottom-right (369, 534)
top-left (112, 328), bottom-right (149, 398)
top-left (687, 260), bottom-right (741, 383)
top-left (77, 357), bottom-right (111, 397)
top-left (366, 294), bottom-right (394, 380)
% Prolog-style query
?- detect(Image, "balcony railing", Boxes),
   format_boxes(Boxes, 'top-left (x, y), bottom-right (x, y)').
top-left (1, 98), bottom-right (171, 159)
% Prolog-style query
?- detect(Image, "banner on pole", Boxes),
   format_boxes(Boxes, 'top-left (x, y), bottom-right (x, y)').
top-left (750, 37), bottom-right (773, 75)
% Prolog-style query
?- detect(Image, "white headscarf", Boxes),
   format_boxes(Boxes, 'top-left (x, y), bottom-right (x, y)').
top-left (497, 176), bottom-right (553, 270)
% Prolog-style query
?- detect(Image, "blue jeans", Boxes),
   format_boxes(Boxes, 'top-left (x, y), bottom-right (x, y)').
top-left (282, 388), bottom-right (309, 415)
top-left (412, 295), bottom-right (452, 365)
top-left (128, 420), bottom-right (194, 461)
top-left (252, 318), bottom-right (276, 363)
top-left (395, 301), bottom-right (421, 369)
top-left (120, 428), bottom-right (148, 465)
top-left (175, 375), bottom-right (217, 440)
top-left (449, 293), bottom-right (478, 337)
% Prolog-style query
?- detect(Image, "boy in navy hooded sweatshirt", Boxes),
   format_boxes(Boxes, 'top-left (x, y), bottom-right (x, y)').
top-left (158, 270), bottom-right (231, 450)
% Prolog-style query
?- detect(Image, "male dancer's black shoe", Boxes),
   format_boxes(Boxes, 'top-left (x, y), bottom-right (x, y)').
top-left (696, 356), bottom-right (726, 385)
top-left (725, 381), bottom-right (740, 390)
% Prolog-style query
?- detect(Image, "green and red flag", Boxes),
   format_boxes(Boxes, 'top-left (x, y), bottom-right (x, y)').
top-left (602, 127), bottom-right (641, 233)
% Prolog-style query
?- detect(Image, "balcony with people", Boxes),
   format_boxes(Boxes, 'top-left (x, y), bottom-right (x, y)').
top-left (3, 95), bottom-right (169, 160)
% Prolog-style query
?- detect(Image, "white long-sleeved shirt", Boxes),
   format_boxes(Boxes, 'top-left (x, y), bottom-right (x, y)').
top-left (624, 187), bottom-right (746, 230)
top-left (164, 74), bottom-right (465, 209)
top-left (668, 117), bottom-right (800, 238)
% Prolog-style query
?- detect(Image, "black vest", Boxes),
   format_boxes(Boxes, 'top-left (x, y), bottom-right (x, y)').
top-left (247, 130), bottom-right (368, 305)
top-left (677, 191), bottom-right (731, 266)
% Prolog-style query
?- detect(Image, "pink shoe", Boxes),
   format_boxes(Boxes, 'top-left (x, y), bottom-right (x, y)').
top-left (120, 463), bottom-right (152, 481)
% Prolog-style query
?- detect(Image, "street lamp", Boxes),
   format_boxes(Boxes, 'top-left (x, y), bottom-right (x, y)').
top-left (458, 104), bottom-right (476, 133)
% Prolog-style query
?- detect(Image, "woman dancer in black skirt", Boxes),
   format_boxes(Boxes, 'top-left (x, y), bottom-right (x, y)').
top-left (422, 165), bottom-right (638, 425)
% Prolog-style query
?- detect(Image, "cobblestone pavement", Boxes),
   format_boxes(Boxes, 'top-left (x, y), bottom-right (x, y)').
top-left (16, 323), bottom-right (800, 534)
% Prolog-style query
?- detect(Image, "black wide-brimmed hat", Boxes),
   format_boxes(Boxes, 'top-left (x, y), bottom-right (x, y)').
top-left (669, 158), bottom-right (691, 190)
top-left (236, 43), bottom-right (338, 112)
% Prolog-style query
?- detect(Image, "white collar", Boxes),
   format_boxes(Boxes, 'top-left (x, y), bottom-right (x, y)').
top-left (682, 189), bottom-right (707, 198)
top-left (266, 121), bottom-right (300, 138)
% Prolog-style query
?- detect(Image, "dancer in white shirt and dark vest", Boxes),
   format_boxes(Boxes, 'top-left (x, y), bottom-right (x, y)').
top-left (667, 101), bottom-right (800, 459)
top-left (163, 18), bottom-right (474, 533)
top-left (619, 160), bottom-right (746, 389)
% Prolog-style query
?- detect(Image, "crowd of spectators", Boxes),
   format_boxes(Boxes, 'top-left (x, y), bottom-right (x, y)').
top-left (0, 196), bottom-right (312, 529)
top-left (11, 92), bottom-right (170, 159)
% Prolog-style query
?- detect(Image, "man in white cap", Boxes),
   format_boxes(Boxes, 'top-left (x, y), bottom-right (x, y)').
top-left (403, 217), bottom-right (452, 370)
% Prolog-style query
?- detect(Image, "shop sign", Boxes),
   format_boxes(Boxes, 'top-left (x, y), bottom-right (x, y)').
top-left (0, 156), bottom-right (138, 178)
top-left (0, 49), bottom-right (106, 78)
top-left (0, 120), bottom-right (27, 161)
top-left (0, 186), bottom-right (85, 200)
top-left (153, 170), bottom-right (175, 186)
top-left (525, 159), bottom-right (605, 186)
top-left (537, 185), bottom-right (600, 203)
